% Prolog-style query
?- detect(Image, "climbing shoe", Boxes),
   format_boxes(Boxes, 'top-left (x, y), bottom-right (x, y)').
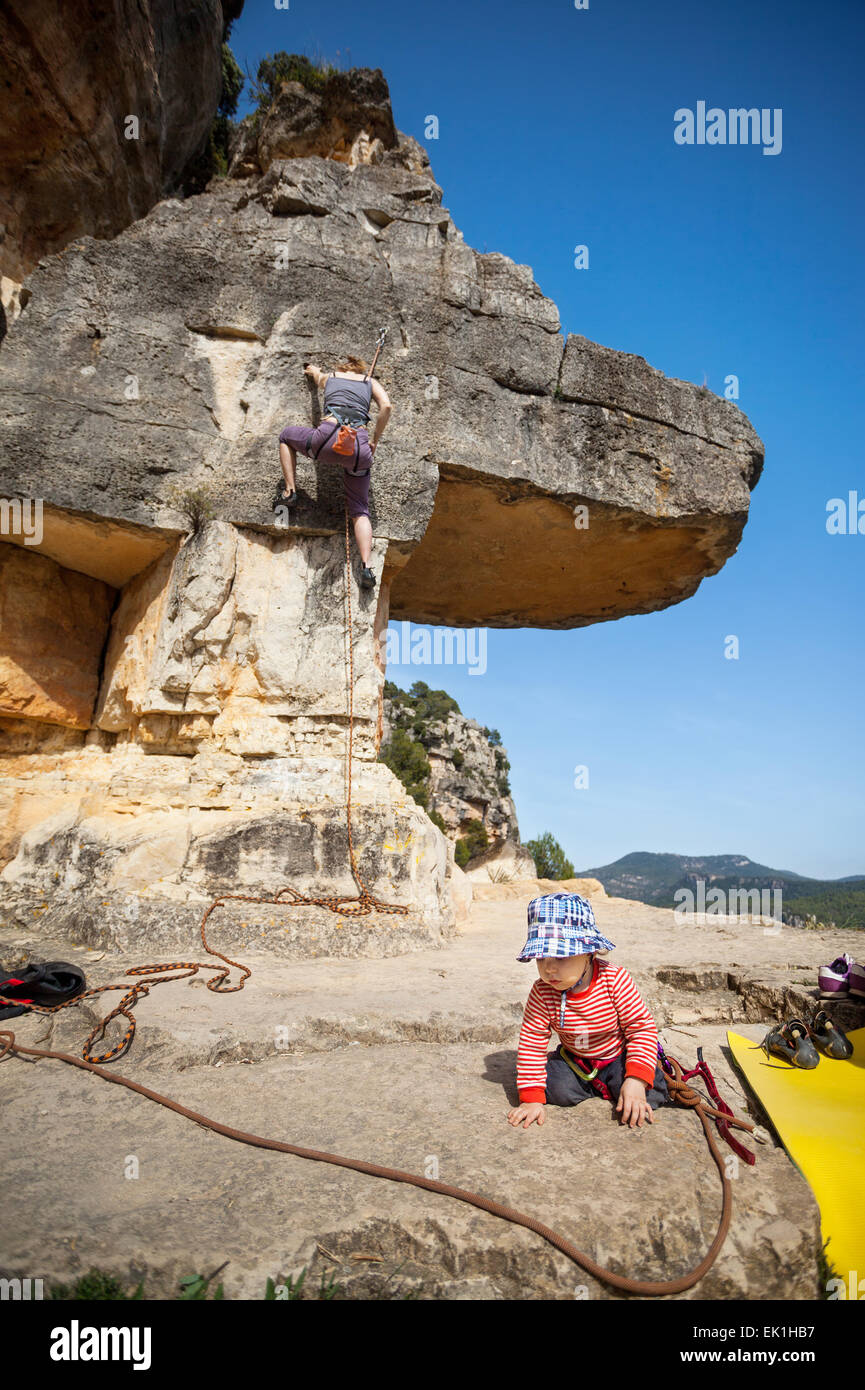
top-left (360, 566), bottom-right (376, 590)
top-left (280, 489), bottom-right (297, 507)
top-left (809, 1010), bottom-right (854, 1059)
top-left (760, 1018), bottom-right (820, 1069)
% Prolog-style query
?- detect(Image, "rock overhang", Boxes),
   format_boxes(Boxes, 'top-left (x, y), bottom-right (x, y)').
top-left (0, 134), bottom-right (764, 631)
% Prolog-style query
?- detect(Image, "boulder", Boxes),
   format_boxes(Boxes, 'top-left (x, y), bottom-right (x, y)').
top-left (233, 66), bottom-right (399, 175)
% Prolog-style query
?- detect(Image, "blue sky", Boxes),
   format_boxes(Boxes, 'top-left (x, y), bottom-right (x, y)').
top-left (231, 0), bottom-right (865, 879)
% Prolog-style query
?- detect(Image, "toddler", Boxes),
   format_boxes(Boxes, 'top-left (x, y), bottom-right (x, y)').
top-left (507, 892), bottom-right (670, 1130)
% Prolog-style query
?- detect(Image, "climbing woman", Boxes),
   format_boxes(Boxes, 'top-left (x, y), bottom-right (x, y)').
top-left (278, 355), bottom-right (392, 590)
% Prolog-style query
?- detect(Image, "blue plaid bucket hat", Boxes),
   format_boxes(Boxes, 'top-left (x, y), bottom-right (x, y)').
top-left (516, 893), bottom-right (616, 961)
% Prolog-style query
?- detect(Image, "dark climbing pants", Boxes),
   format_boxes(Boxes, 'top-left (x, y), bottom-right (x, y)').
top-left (544, 1050), bottom-right (671, 1109)
top-left (279, 420), bottom-right (373, 518)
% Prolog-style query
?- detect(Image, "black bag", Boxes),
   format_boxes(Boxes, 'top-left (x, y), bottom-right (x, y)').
top-left (0, 961), bottom-right (86, 1021)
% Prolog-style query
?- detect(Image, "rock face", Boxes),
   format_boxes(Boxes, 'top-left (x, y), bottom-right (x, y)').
top-left (0, 519), bottom-right (454, 944)
top-left (380, 684), bottom-right (535, 878)
top-left (229, 67), bottom-right (399, 178)
top-left (0, 546), bottom-right (114, 728)
top-left (0, 0), bottom-right (240, 284)
top-left (0, 65), bottom-right (764, 953)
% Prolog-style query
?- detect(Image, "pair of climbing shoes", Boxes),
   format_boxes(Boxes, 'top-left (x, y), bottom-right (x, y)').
top-left (760, 1013), bottom-right (853, 1068)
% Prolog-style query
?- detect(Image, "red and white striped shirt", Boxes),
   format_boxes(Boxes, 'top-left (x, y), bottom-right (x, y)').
top-left (517, 958), bottom-right (658, 1103)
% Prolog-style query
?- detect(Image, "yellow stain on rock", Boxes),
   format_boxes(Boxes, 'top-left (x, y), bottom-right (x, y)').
top-left (383, 831), bottom-right (413, 854)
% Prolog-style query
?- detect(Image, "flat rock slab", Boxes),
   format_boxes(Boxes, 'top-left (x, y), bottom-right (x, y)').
top-left (0, 1032), bottom-right (819, 1302)
top-left (0, 894), bottom-right (847, 1298)
top-left (2, 896), bottom-right (860, 1066)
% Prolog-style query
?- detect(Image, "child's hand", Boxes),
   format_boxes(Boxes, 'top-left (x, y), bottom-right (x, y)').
top-left (507, 1102), bottom-right (545, 1129)
top-left (616, 1077), bottom-right (654, 1129)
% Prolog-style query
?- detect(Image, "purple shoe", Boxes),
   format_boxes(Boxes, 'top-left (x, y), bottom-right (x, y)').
top-left (818, 953), bottom-right (855, 999)
top-left (849, 961), bottom-right (865, 999)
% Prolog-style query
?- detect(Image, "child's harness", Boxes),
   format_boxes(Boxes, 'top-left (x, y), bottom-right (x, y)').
top-left (558, 1040), bottom-right (756, 1167)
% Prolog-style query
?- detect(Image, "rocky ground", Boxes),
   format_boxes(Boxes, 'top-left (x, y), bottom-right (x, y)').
top-left (2, 889), bottom-right (862, 1301)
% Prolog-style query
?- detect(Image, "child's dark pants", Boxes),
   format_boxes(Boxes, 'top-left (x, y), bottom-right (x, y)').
top-left (545, 1049), bottom-right (671, 1109)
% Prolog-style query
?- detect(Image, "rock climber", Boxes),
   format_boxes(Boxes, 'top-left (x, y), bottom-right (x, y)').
top-left (278, 356), bottom-right (392, 590)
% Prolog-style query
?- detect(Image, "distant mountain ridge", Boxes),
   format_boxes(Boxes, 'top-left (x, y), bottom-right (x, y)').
top-left (578, 852), bottom-right (865, 929)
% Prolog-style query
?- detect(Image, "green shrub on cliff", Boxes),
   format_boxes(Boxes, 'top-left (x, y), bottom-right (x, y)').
top-left (380, 682), bottom-right (504, 861)
top-left (455, 818), bottom-right (489, 868)
top-left (248, 51), bottom-right (337, 108)
top-left (379, 727), bottom-right (431, 810)
top-left (384, 680), bottom-right (460, 750)
top-left (527, 831), bottom-right (575, 880)
top-left (168, 485), bottom-right (216, 533)
top-left (494, 748), bottom-right (511, 795)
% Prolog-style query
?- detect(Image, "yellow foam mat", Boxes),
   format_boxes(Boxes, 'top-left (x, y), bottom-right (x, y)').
top-left (727, 1028), bottom-right (865, 1280)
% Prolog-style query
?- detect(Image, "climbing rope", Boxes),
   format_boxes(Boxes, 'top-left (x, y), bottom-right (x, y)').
top-left (341, 499), bottom-right (411, 919)
top-left (0, 1030), bottom-right (753, 1295)
top-left (0, 501), bottom-right (406, 1063)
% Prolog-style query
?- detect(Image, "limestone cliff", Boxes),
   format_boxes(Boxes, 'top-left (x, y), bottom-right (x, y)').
top-left (0, 65), bottom-right (764, 954)
top-left (379, 681), bottom-right (535, 880)
top-left (0, 0), bottom-right (241, 288)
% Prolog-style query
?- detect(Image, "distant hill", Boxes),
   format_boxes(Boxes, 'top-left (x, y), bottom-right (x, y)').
top-left (578, 852), bottom-right (865, 929)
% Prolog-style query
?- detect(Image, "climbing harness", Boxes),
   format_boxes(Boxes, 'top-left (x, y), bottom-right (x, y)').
top-left (311, 327), bottom-right (389, 471)
top-left (310, 413), bottom-right (366, 470)
top-left (557, 1044), bottom-right (600, 1083)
